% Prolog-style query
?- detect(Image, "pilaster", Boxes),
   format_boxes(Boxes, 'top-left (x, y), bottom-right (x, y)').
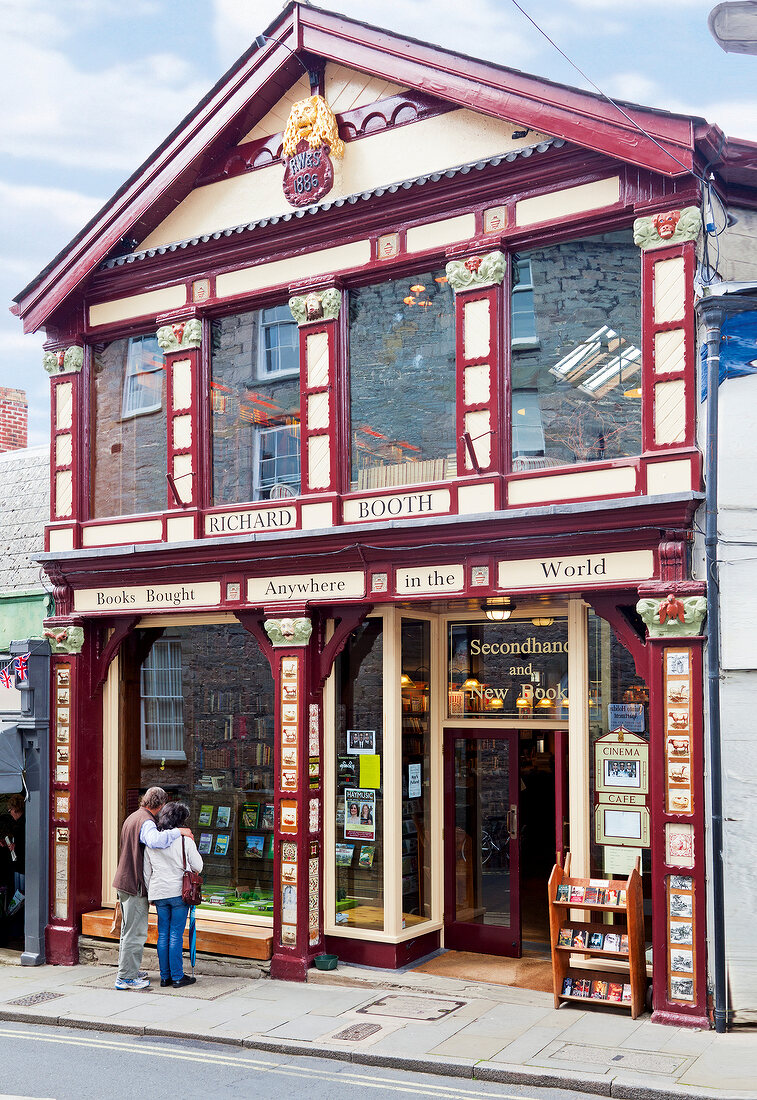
top-left (156, 315), bottom-right (203, 542)
top-left (44, 343), bottom-right (84, 552)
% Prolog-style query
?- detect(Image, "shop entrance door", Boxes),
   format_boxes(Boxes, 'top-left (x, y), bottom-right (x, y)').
top-left (443, 730), bottom-right (521, 956)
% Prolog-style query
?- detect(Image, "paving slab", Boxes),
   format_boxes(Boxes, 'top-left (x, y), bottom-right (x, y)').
top-left (556, 1011), bottom-right (648, 1047)
top-left (489, 1022), bottom-right (575, 1064)
top-left (265, 1013), bottom-right (349, 1042)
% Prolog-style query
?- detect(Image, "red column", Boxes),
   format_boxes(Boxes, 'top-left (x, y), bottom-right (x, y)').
top-left (43, 343), bottom-right (84, 551)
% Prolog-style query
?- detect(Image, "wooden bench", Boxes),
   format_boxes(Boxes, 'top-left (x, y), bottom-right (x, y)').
top-left (81, 909), bottom-right (272, 961)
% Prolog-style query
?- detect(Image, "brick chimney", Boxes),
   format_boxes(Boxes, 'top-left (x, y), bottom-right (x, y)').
top-left (0, 387), bottom-right (29, 452)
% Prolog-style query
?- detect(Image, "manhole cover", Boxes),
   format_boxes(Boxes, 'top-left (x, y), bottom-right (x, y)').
top-left (330, 1022), bottom-right (383, 1041)
top-left (6, 991), bottom-right (65, 1007)
top-left (553, 1044), bottom-right (686, 1075)
top-left (357, 994), bottom-right (466, 1021)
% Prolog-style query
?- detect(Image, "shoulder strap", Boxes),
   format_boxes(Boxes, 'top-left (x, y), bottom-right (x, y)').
top-left (181, 834), bottom-right (188, 871)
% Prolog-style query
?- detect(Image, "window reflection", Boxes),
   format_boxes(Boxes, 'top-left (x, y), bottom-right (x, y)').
top-left (511, 232), bottom-right (641, 470)
top-left (349, 271), bottom-right (455, 491)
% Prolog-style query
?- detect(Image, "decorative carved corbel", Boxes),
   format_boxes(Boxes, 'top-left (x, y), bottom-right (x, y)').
top-left (445, 251), bottom-right (505, 292)
top-left (288, 287), bottom-right (341, 325)
top-left (43, 346), bottom-right (83, 376)
top-left (264, 617), bottom-right (313, 646)
top-left (632, 206), bottom-right (701, 250)
top-left (156, 318), bottom-right (202, 352)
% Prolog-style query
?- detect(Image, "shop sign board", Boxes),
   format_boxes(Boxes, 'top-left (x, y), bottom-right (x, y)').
top-left (343, 488), bottom-right (450, 524)
top-left (247, 570), bottom-right (365, 603)
top-left (396, 565), bottom-right (464, 595)
top-left (205, 506), bottom-right (296, 535)
top-left (594, 728), bottom-right (649, 797)
top-left (74, 581), bottom-right (221, 614)
top-left (498, 549), bottom-right (655, 589)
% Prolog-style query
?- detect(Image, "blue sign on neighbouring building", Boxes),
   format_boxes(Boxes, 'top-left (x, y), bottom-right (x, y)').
top-left (608, 703), bottom-right (646, 733)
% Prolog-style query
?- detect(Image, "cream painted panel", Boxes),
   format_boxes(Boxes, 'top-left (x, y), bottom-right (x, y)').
top-left (173, 414), bottom-right (192, 450)
top-left (56, 383), bottom-right (73, 431)
top-left (406, 214), bottom-right (476, 254)
top-left (655, 329), bottom-right (685, 375)
top-left (166, 515), bottom-right (197, 543)
top-left (457, 481), bottom-right (496, 514)
top-left (515, 177), bottom-right (620, 227)
top-left (307, 391), bottom-right (330, 431)
top-left (82, 519), bottom-right (163, 547)
top-left (306, 331), bottom-right (329, 388)
top-left (654, 379), bottom-right (686, 444)
top-left (508, 464), bottom-right (636, 505)
top-left (89, 285), bottom-right (186, 328)
top-left (464, 409), bottom-right (491, 468)
top-left (55, 471), bottom-right (73, 518)
top-left (463, 299), bottom-right (491, 359)
top-left (464, 364), bottom-right (490, 405)
top-left (55, 434), bottom-right (72, 468)
top-left (325, 64), bottom-right (406, 113)
top-left (653, 256), bottom-right (686, 324)
top-left (300, 501), bottom-right (334, 530)
top-left (646, 459), bottom-right (692, 495)
top-left (172, 359), bottom-right (192, 409)
top-left (308, 434), bottom-right (331, 490)
top-left (48, 527), bottom-right (74, 552)
top-left (239, 74), bottom-right (311, 143)
top-left (217, 241), bottom-right (370, 297)
top-left (173, 453), bottom-right (193, 502)
top-left (140, 110), bottom-right (551, 251)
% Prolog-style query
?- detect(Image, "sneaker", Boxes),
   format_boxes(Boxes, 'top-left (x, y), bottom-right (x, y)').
top-left (115, 976), bottom-right (150, 990)
top-left (172, 975), bottom-right (196, 988)
top-left (138, 970), bottom-right (149, 979)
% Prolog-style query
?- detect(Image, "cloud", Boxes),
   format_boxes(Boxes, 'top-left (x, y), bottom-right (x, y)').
top-left (0, 6), bottom-right (209, 174)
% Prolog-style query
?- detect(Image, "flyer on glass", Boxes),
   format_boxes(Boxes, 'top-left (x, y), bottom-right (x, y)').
top-left (344, 788), bottom-right (376, 841)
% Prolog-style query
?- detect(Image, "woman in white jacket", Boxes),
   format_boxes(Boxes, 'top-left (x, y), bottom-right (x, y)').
top-left (144, 801), bottom-right (203, 988)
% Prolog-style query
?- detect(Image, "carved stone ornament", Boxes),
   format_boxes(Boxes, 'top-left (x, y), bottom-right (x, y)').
top-left (43, 346), bottom-right (83, 376)
top-left (156, 318), bottom-right (202, 353)
top-left (43, 625), bottom-right (85, 655)
top-left (289, 288), bottom-right (341, 326)
top-left (632, 206), bottom-right (701, 250)
top-left (445, 251), bottom-right (506, 292)
top-left (282, 95), bottom-right (344, 160)
top-left (264, 617), bottom-right (313, 647)
top-left (636, 593), bottom-right (707, 638)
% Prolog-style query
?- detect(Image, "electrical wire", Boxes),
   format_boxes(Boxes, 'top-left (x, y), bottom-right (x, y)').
top-left (508, 0), bottom-right (710, 186)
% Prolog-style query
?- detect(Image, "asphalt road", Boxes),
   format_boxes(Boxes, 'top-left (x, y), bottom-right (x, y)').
top-left (0, 1021), bottom-right (597, 1100)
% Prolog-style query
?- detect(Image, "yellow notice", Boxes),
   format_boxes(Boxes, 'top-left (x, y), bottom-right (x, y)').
top-left (359, 754), bottom-right (381, 790)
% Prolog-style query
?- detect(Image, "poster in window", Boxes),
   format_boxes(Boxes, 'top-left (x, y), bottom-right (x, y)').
top-left (408, 762), bottom-right (422, 799)
top-left (347, 729), bottom-right (375, 755)
top-left (344, 788), bottom-right (376, 841)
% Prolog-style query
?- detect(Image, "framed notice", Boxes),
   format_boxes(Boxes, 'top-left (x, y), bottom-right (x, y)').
top-left (595, 804), bottom-right (650, 848)
top-left (594, 729), bottom-right (649, 796)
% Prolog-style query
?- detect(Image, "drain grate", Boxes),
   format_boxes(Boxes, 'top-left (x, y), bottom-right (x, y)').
top-left (330, 1022), bottom-right (383, 1042)
top-left (6, 991), bottom-right (66, 1007)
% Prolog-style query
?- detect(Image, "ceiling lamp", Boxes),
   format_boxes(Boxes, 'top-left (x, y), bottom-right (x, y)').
top-left (515, 695), bottom-right (532, 708)
top-left (536, 697), bottom-right (554, 709)
top-left (488, 697), bottom-right (504, 709)
top-left (461, 676), bottom-right (480, 691)
top-left (623, 387), bottom-right (642, 399)
top-left (482, 599), bottom-right (515, 622)
top-left (532, 617), bottom-right (554, 627)
top-left (400, 672), bottom-right (415, 688)
top-left (409, 284), bottom-right (426, 293)
top-left (403, 295), bottom-right (416, 305)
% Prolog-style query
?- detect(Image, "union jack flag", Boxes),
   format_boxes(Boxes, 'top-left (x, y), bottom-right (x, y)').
top-left (0, 667), bottom-right (13, 689)
top-left (14, 654), bottom-right (28, 681)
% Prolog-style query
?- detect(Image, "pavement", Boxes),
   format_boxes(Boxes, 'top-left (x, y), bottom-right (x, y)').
top-left (0, 951), bottom-right (755, 1100)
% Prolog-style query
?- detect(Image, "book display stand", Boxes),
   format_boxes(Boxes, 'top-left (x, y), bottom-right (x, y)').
top-left (548, 853), bottom-right (647, 1018)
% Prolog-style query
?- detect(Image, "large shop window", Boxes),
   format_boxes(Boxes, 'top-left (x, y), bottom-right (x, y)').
top-left (334, 618), bottom-right (384, 930)
top-left (126, 624), bottom-right (276, 918)
top-left (511, 231), bottom-right (641, 471)
top-left (349, 270), bottom-right (455, 491)
top-left (401, 619), bottom-right (432, 925)
top-left (211, 307), bottom-right (301, 505)
top-left (92, 335), bottom-right (168, 518)
top-left (448, 619), bottom-right (568, 718)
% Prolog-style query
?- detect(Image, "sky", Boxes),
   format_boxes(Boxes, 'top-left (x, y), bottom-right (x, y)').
top-left (2, 0), bottom-right (755, 446)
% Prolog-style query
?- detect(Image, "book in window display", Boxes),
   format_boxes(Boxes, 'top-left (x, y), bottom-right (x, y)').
top-left (241, 803), bottom-right (259, 829)
top-left (335, 843), bottom-right (354, 866)
top-left (260, 803), bottom-right (275, 830)
top-left (198, 804), bottom-right (214, 826)
top-left (216, 805), bottom-right (232, 828)
top-left (244, 834), bottom-right (265, 858)
top-left (198, 832), bottom-right (213, 855)
top-left (214, 834), bottom-right (230, 856)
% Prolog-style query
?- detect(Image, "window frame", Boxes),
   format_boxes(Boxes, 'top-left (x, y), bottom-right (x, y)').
top-left (256, 304), bottom-right (300, 380)
top-left (140, 638), bottom-right (186, 762)
top-left (121, 334), bottom-right (165, 420)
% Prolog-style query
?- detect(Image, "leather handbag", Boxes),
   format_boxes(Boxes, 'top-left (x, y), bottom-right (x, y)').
top-left (181, 836), bottom-right (203, 905)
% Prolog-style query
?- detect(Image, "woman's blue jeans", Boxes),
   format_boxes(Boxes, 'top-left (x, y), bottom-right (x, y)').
top-left (154, 895), bottom-right (189, 982)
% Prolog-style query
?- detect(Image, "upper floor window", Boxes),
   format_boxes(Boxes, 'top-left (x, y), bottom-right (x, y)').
top-left (211, 307), bottom-right (301, 505)
top-left (91, 334), bottom-right (167, 519)
top-left (511, 257), bottom-right (537, 347)
top-left (122, 335), bottom-right (164, 417)
top-left (510, 231), bottom-right (641, 471)
top-left (259, 304), bottom-right (299, 377)
top-left (349, 270), bottom-right (456, 492)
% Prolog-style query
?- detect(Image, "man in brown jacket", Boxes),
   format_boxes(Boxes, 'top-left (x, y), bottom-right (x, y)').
top-left (112, 787), bottom-right (192, 990)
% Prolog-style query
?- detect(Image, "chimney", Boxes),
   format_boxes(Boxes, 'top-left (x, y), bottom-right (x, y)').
top-left (0, 387), bottom-right (29, 452)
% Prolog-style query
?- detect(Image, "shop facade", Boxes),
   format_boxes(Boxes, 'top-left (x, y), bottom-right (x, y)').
top-left (12, 3), bottom-right (756, 1027)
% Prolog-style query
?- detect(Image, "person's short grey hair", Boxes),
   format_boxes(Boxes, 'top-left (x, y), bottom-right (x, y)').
top-left (157, 801), bottom-right (189, 831)
top-left (140, 786), bottom-right (167, 810)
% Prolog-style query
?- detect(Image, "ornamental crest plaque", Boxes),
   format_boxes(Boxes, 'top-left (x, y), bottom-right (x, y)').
top-left (281, 95), bottom-right (343, 208)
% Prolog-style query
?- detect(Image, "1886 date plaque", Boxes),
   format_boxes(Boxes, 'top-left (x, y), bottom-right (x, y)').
top-left (282, 140), bottom-right (334, 207)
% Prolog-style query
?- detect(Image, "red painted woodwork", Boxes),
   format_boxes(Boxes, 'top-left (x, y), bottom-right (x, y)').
top-left (554, 729), bottom-right (569, 865)
top-left (297, 313), bottom-right (339, 495)
top-left (89, 616), bottom-right (139, 694)
top-left (324, 928), bottom-right (440, 969)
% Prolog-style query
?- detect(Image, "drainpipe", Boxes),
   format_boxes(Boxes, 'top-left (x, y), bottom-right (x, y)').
top-left (697, 297), bottom-right (728, 1033)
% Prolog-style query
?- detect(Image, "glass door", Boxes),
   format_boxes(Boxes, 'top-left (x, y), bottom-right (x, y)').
top-left (443, 729), bottom-right (521, 955)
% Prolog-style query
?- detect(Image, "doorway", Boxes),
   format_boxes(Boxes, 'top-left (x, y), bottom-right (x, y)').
top-left (442, 727), bottom-right (568, 959)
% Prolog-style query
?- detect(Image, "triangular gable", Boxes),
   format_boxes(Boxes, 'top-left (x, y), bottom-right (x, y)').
top-left (13, 1), bottom-right (710, 335)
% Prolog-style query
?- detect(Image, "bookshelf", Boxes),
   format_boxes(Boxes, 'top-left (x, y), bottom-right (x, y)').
top-left (548, 852), bottom-right (647, 1018)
